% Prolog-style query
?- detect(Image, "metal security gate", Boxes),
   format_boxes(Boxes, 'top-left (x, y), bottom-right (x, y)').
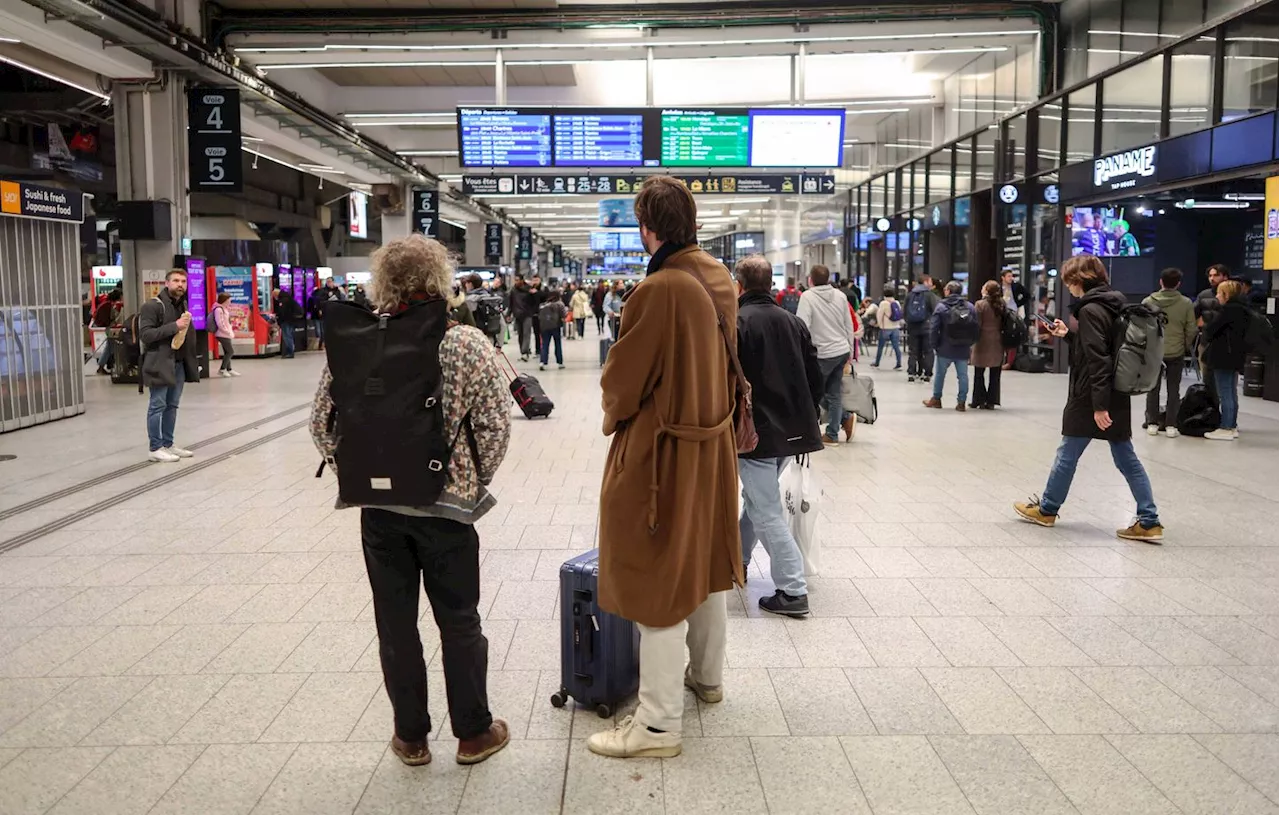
top-left (0, 215), bottom-right (85, 433)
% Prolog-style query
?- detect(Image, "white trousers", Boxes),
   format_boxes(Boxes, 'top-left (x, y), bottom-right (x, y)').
top-left (634, 590), bottom-right (728, 733)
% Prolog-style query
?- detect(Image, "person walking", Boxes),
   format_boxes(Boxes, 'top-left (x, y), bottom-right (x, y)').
top-left (923, 280), bottom-right (979, 411)
top-left (776, 278), bottom-right (801, 314)
top-left (590, 176), bottom-right (741, 760)
top-left (970, 280), bottom-right (1006, 409)
top-left (591, 281), bottom-right (607, 334)
top-left (796, 264), bottom-right (858, 444)
top-left (309, 233), bottom-right (513, 768)
top-left (1202, 279), bottom-right (1252, 441)
top-left (903, 274), bottom-right (940, 383)
top-left (735, 255), bottom-right (823, 617)
top-left (537, 289), bottom-right (567, 370)
top-left (1142, 267), bottom-right (1196, 436)
top-left (871, 285), bottom-right (903, 369)
top-left (1195, 263), bottom-right (1229, 402)
top-left (210, 292), bottom-right (240, 378)
top-left (509, 274), bottom-right (538, 362)
top-left (1013, 254), bottom-right (1163, 542)
top-left (139, 268), bottom-right (199, 462)
top-left (464, 274), bottom-right (505, 349)
top-left (570, 284), bottom-right (590, 339)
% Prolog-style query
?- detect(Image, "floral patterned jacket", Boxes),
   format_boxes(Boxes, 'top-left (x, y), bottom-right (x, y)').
top-left (310, 324), bottom-right (511, 524)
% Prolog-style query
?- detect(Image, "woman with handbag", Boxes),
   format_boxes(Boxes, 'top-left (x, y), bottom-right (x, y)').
top-left (970, 280), bottom-right (1006, 409)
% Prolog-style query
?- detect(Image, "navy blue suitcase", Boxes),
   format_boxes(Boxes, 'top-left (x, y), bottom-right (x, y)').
top-left (550, 549), bottom-right (640, 718)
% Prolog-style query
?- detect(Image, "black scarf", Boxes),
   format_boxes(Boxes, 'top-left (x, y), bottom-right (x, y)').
top-left (645, 241), bottom-right (691, 277)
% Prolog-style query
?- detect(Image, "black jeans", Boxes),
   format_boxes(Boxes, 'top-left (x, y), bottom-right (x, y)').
top-left (1145, 356), bottom-right (1184, 428)
top-left (217, 336), bottom-right (234, 371)
top-left (906, 328), bottom-right (933, 378)
top-left (361, 509), bottom-right (492, 742)
top-left (972, 366), bottom-right (1002, 407)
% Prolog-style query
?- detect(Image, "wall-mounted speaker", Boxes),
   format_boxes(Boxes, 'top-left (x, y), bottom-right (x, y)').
top-left (117, 201), bottom-right (173, 241)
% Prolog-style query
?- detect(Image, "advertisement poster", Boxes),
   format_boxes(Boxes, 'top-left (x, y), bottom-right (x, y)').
top-left (1266, 175), bottom-right (1278, 272)
top-left (186, 258), bottom-right (208, 331)
top-left (217, 268), bottom-right (255, 334)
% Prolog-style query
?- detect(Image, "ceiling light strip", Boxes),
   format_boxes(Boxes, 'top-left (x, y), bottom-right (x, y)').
top-left (0, 54), bottom-right (110, 101)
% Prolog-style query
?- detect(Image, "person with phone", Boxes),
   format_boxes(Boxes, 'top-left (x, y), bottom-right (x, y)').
top-left (1013, 254), bottom-right (1164, 543)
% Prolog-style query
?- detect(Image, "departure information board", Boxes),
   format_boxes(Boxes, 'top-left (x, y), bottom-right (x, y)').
top-left (457, 106), bottom-right (844, 168)
top-left (554, 114), bottom-right (646, 167)
top-left (458, 109), bottom-right (552, 168)
top-left (660, 110), bottom-right (751, 167)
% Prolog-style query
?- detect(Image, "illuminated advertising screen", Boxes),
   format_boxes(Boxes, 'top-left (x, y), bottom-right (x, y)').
top-left (185, 258), bottom-right (208, 331)
top-left (748, 109), bottom-right (845, 168)
top-left (1069, 206), bottom-right (1153, 257)
top-left (348, 191), bottom-right (368, 239)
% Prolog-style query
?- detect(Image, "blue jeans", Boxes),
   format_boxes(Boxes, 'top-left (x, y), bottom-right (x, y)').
top-left (281, 323), bottom-right (295, 357)
top-left (817, 354), bottom-right (850, 441)
top-left (147, 361), bottom-right (185, 452)
top-left (1213, 369), bottom-right (1238, 429)
top-left (739, 457), bottom-right (807, 596)
top-left (874, 328), bottom-right (902, 367)
top-left (539, 329), bottom-right (562, 365)
top-left (1040, 436), bottom-right (1159, 527)
top-left (933, 356), bottom-right (970, 404)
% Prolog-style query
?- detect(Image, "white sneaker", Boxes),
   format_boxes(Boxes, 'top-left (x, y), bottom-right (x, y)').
top-left (149, 449), bottom-right (180, 463)
top-left (1204, 428), bottom-right (1236, 441)
top-left (586, 715), bottom-right (682, 758)
top-left (218, 370), bottom-right (231, 377)
top-left (166, 446), bottom-right (194, 458)
top-left (1232, 428), bottom-right (1240, 439)
top-left (1165, 427), bottom-right (1180, 438)
top-left (1146, 425), bottom-right (1159, 436)
top-left (228, 370), bottom-right (241, 377)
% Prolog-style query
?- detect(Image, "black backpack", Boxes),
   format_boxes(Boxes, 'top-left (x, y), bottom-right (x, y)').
top-left (320, 300), bottom-right (459, 509)
top-left (1176, 383), bottom-right (1220, 437)
top-left (1106, 302), bottom-right (1165, 395)
top-left (943, 301), bottom-right (980, 346)
top-left (1244, 307), bottom-right (1274, 355)
top-left (473, 295), bottom-right (504, 335)
top-left (780, 290), bottom-right (800, 314)
top-left (1000, 308), bottom-right (1028, 349)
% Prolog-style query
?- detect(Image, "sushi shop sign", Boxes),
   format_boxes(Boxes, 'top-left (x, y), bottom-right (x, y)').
top-left (0, 180), bottom-right (85, 223)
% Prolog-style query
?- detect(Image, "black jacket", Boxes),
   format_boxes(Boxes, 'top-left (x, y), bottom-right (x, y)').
top-left (1203, 298), bottom-right (1251, 372)
top-left (510, 283), bottom-right (538, 319)
top-left (1195, 286), bottom-right (1223, 327)
top-left (139, 288), bottom-right (199, 388)
top-left (274, 294), bottom-right (303, 323)
top-left (736, 291), bottom-right (824, 459)
top-left (1062, 285), bottom-right (1131, 441)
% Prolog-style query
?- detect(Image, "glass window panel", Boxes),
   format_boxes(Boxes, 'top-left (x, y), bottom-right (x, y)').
top-left (954, 137), bottom-right (974, 196)
top-left (928, 147), bottom-right (954, 203)
top-left (960, 73), bottom-right (978, 135)
top-left (974, 125), bottom-right (997, 187)
top-left (1121, 0), bottom-right (1161, 57)
top-left (1087, 0), bottom-right (1124, 76)
top-left (1100, 56), bottom-right (1163, 153)
top-left (1006, 114), bottom-right (1028, 179)
top-left (1060, 0), bottom-right (1090, 86)
top-left (1222, 5), bottom-right (1280, 122)
top-left (1169, 38), bottom-right (1215, 136)
top-left (1161, 0), bottom-right (1204, 38)
top-left (1064, 86), bottom-right (1097, 165)
top-left (1036, 101), bottom-right (1063, 171)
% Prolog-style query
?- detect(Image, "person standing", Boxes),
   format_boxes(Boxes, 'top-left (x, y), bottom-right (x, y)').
top-left (509, 274), bottom-right (537, 362)
top-left (464, 274), bottom-right (505, 349)
top-left (570, 284), bottom-right (590, 339)
top-left (776, 278), bottom-right (801, 314)
top-left (591, 282), bottom-right (607, 334)
top-left (923, 280), bottom-right (979, 411)
top-left (1202, 279), bottom-right (1252, 441)
top-left (139, 268), bottom-right (198, 462)
top-left (210, 292), bottom-right (240, 378)
top-left (604, 280), bottom-right (626, 339)
top-left (735, 255), bottom-right (823, 617)
top-left (94, 289), bottom-right (124, 374)
top-left (796, 264), bottom-right (858, 444)
top-left (970, 280), bottom-right (1007, 409)
top-left (872, 285), bottom-right (904, 369)
top-left (1013, 254), bottom-right (1163, 542)
top-left (1142, 268), bottom-right (1196, 436)
top-left (1196, 263), bottom-right (1230, 403)
top-left (537, 289), bottom-right (567, 370)
top-left (273, 288), bottom-right (303, 359)
top-left (903, 274), bottom-right (940, 383)
top-left (590, 176), bottom-right (740, 760)
top-left (309, 234), bottom-right (513, 768)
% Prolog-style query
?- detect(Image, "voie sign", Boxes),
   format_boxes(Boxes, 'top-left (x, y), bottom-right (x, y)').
top-left (1093, 145), bottom-right (1157, 191)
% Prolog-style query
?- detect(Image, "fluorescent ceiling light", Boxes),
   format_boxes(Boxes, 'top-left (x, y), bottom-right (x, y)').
top-left (243, 147), bottom-right (346, 177)
top-left (235, 29), bottom-right (1038, 55)
top-left (397, 150), bottom-right (459, 156)
top-left (344, 111), bottom-right (456, 119)
top-left (844, 108), bottom-right (910, 115)
top-left (351, 120), bottom-right (456, 127)
top-left (241, 135), bottom-right (265, 142)
top-left (0, 36), bottom-right (20, 44)
top-left (260, 60), bottom-right (493, 70)
top-left (0, 54), bottom-right (110, 101)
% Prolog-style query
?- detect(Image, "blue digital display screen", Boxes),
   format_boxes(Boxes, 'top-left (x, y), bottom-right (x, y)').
top-left (459, 109), bottom-right (552, 168)
top-left (590, 232), bottom-right (646, 252)
top-left (554, 114), bottom-right (645, 167)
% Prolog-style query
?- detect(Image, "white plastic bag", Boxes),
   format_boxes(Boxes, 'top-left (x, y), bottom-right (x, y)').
top-left (781, 455), bottom-right (821, 577)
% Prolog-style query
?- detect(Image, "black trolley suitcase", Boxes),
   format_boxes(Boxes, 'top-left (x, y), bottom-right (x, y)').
top-left (498, 351), bottom-right (554, 419)
top-left (550, 549), bottom-right (640, 718)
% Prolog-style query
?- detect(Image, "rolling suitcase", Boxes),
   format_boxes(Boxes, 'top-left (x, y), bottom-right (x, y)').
top-left (599, 338), bottom-right (612, 367)
top-left (550, 549), bottom-right (640, 718)
top-left (498, 351), bottom-right (554, 419)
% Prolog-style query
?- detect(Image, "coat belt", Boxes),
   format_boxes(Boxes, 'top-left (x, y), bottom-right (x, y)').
top-left (647, 412), bottom-right (734, 534)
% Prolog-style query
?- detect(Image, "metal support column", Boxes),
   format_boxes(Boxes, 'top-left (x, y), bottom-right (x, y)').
top-left (794, 43), bottom-right (807, 104)
top-left (645, 47), bottom-right (655, 106)
top-left (495, 49), bottom-right (506, 105)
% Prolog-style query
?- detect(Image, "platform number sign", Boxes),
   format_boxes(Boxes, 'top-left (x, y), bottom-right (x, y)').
top-left (552, 245), bottom-right (563, 268)
top-left (411, 189), bottom-right (439, 238)
top-left (484, 223), bottom-right (503, 261)
top-left (518, 226), bottom-right (532, 260)
top-left (188, 88), bottom-right (242, 193)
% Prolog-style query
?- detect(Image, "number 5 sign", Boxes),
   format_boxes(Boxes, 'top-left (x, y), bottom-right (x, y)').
top-left (188, 88), bottom-right (243, 193)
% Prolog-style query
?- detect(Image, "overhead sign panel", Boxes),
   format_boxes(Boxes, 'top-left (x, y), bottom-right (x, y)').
top-left (0, 179), bottom-right (84, 223)
top-left (462, 173), bottom-right (833, 196)
top-left (484, 223), bottom-right (503, 260)
top-left (187, 88), bottom-right (243, 193)
top-left (410, 189), bottom-right (439, 238)
top-left (458, 108), bottom-right (552, 168)
top-left (518, 226), bottom-right (533, 260)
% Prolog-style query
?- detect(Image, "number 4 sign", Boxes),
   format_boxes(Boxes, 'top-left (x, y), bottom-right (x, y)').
top-left (188, 88), bottom-right (243, 193)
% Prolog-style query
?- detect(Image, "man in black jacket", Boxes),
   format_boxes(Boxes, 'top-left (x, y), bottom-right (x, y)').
top-left (1195, 263), bottom-right (1230, 402)
top-left (272, 288), bottom-right (303, 358)
top-left (139, 269), bottom-right (199, 462)
top-left (509, 274), bottom-right (539, 361)
top-left (1014, 254), bottom-right (1163, 543)
top-left (734, 255), bottom-right (824, 617)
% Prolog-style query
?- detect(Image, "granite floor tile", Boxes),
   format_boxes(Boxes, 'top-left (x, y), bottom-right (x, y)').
top-left (0, 625), bottom-right (113, 678)
top-left (921, 668), bottom-right (1049, 735)
top-left (49, 624), bottom-right (181, 676)
top-left (151, 743), bottom-right (296, 815)
top-left (0, 676), bottom-right (76, 733)
top-left (968, 579), bottom-right (1065, 616)
top-left (250, 741), bottom-right (385, 815)
top-left (849, 617), bottom-right (949, 667)
top-left (750, 736), bottom-right (873, 815)
top-left (1107, 734), bottom-right (1276, 815)
top-left (126, 623), bottom-right (250, 675)
top-left (981, 617), bottom-right (1095, 667)
top-left (1220, 664), bottom-right (1280, 707)
top-left (696, 668), bottom-right (789, 737)
top-left (277, 621), bottom-right (375, 673)
top-left (353, 743), bottom-right (470, 815)
top-left (1193, 733), bottom-right (1279, 804)
top-left (853, 579), bottom-right (939, 616)
top-left (725, 618), bottom-right (803, 668)
top-left (768, 667), bottom-right (875, 736)
top-left (910, 578), bottom-right (1002, 616)
top-left (996, 667), bottom-right (1136, 734)
top-left (82, 674), bottom-right (231, 746)
top-left (782, 617), bottom-right (876, 668)
top-left (1044, 617), bottom-right (1168, 666)
top-left (0, 675), bottom-right (152, 747)
top-left (916, 617), bottom-right (1023, 667)
top-left (1108, 616), bottom-right (1241, 666)
top-left (1018, 734), bottom-right (1179, 815)
top-left (561, 738), bottom-right (663, 815)
top-left (171, 673), bottom-right (308, 744)
top-left (0, 746), bottom-right (113, 815)
top-left (1071, 667), bottom-right (1221, 734)
top-left (1144, 666), bottom-right (1278, 733)
top-left (457, 737), bottom-right (567, 815)
top-left (841, 735), bottom-right (976, 814)
top-left (202, 622), bottom-right (316, 674)
top-left (1176, 616), bottom-right (1279, 666)
top-left (845, 668), bottom-right (964, 735)
top-left (259, 672), bottom-right (382, 742)
top-left (662, 737), bottom-right (767, 815)
top-left (47, 744), bottom-right (204, 815)
top-left (930, 734), bottom-right (1077, 815)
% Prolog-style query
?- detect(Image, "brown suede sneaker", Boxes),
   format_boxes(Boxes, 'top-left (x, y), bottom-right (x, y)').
top-left (922, 397), bottom-right (942, 409)
top-left (391, 735), bottom-right (432, 766)
top-left (955, 402), bottom-right (966, 412)
top-left (456, 719), bottom-right (510, 765)
top-left (1013, 500), bottom-right (1056, 527)
top-left (841, 413), bottom-right (856, 441)
top-left (1117, 521), bottom-right (1164, 544)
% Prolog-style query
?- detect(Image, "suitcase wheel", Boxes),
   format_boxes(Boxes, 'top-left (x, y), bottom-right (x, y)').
top-left (550, 691), bottom-right (567, 709)
top-left (595, 703), bottom-right (613, 719)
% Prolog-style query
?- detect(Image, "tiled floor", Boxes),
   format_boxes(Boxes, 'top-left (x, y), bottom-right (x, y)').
top-left (0, 334), bottom-right (1276, 815)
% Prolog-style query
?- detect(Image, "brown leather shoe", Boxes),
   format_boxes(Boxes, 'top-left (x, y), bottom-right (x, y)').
top-left (457, 719), bottom-right (510, 765)
top-left (391, 735), bottom-right (432, 766)
top-left (922, 397), bottom-right (942, 409)
top-left (955, 402), bottom-right (966, 412)
top-left (841, 413), bottom-right (856, 441)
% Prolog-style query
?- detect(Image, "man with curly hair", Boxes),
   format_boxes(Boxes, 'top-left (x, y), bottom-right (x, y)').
top-left (310, 233), bottom-right (514, 769)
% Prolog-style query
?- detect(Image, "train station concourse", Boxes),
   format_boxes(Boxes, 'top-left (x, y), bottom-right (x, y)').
top-left (0, 0), bottom-right (1277, 813)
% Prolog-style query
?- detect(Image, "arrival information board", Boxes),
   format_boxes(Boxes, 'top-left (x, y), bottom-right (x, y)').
top-left (660, 111), bottom-right (750, 167)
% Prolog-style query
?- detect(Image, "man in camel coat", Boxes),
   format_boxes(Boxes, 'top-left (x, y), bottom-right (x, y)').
top-left (590, 175), bottom-right (743, 759)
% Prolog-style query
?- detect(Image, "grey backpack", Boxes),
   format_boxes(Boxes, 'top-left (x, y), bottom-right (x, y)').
top-left (1108, 303), bottom-right (1165, 395)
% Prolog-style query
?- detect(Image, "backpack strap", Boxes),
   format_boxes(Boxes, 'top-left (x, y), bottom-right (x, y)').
top-left (676, 267), bottom-right (752, 408)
